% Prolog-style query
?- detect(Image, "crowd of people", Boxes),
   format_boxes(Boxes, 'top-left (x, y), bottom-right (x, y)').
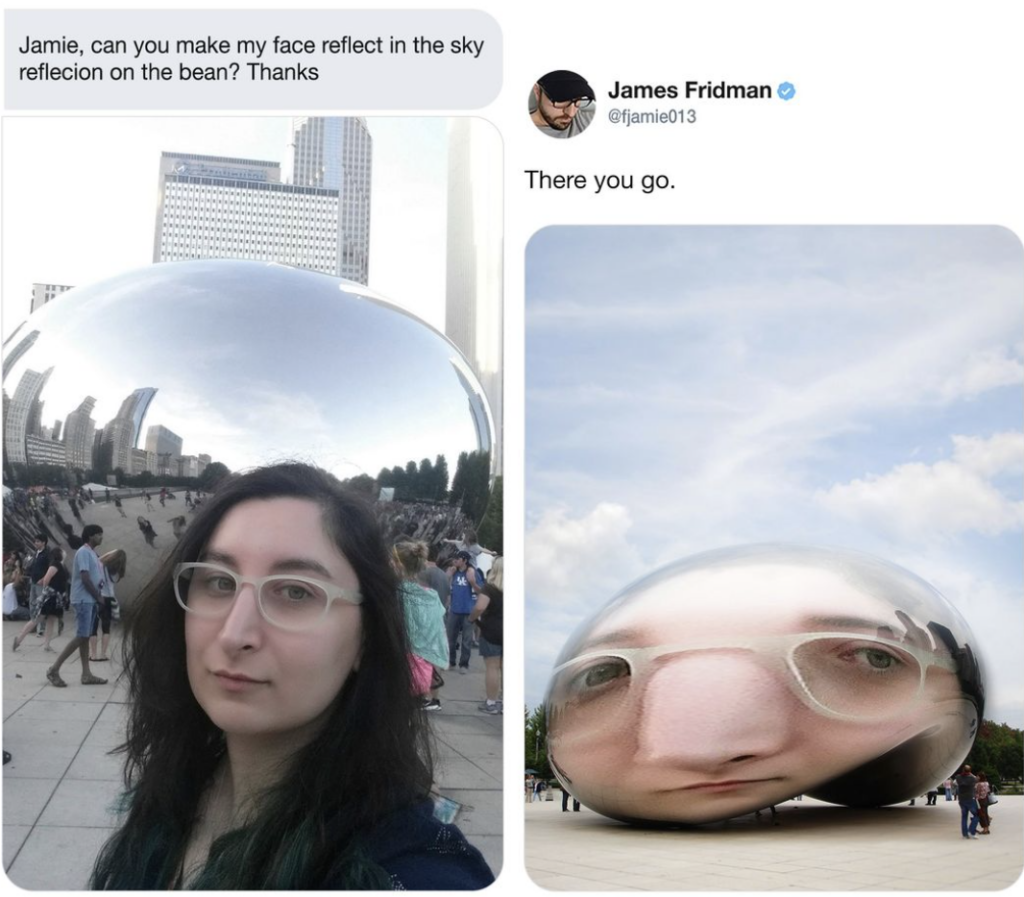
top-left (4, 463), bottom-right (500, 886)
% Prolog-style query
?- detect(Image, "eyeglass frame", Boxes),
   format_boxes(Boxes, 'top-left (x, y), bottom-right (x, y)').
top-left (173, 561), bottom-right (363, 632)
top-left (551, 631), bottom-right (958, 722)
top-left (539, 86), bottom-right (593, 110)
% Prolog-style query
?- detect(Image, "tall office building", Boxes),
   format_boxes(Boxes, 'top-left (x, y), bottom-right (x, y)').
top-left (99, 388), bottom-right (158, 473)
top-left (153, 152), bottom-right (341, 276)
top-left (145, 424), bottom-right (183, 475)
top-left (30, 283), bottom-right (74, 315)
top-left (445, 120), bottom-right (503, 473)
top-left (287, 117), bottom-right (373, 284)
top-left (4, 367), bottom-right (53, 465)
top-left (63, 396), bottom-right (97, 471)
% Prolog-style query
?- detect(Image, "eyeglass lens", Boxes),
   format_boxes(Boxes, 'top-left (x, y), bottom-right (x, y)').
top-left (550, 638), bottom-right (923, 728)
top-left (176, 565), bottom-right (331, 630)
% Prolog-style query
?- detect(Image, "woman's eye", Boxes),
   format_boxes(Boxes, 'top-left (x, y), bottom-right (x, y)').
top-left (201, 575), bottom-right (236, 595)
top-left (271, 581), bottom-right (316, 603)
top-left (842, 644), bottom-right (906, 673)
top-left (570, 658), bottom-right (630, 695)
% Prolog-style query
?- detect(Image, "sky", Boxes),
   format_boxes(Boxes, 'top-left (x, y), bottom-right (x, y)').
top-left (524, 226), bottom-right (1024, 727)
top-left (1, 116), bottom-right (452, 338)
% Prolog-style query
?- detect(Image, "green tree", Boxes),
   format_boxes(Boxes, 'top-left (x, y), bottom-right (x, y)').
top-left (477, 476), bottom-right (503, 554)
top-left (433, 454), bottom-right (449, 501)
top-left (342, 473), bottom-right (376, 496)
top-left (198, 461), bottom-right (231, 490)
top-left (525, 704), bottom-right (552, 779)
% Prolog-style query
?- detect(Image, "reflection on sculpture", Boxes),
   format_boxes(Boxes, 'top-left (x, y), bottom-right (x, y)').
top-left (546, 544), bottom-right (984, 825)
top-left (2, 260), bottom-right (493, 483)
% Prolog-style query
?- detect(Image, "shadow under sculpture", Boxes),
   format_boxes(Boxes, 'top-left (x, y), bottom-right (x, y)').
top-left (545, 544), bottom-right (984, 825)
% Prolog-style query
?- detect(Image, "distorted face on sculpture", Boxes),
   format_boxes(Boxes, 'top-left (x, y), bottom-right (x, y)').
top-left (546, 548), bottom-right (979, 824)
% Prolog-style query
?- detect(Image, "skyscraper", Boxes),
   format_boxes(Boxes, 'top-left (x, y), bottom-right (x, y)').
top-left (145, 424), bottom-right (183, 475)
top-left (63, 396), bottom-right (97, 471)
top-left (287, 117), bottom-right (373, 284)
top-left (4, 367), bottom-right (53, 465)
top-left (445, 119), bottom-right (503, 473)
top-left (153, 152), bottom-right (341, 276)
top-left (30, 283), bottom-right (74, 315)
top-left (99, 388), bottom-right (158, 473)
top-left (154, 118), bottom-right (373, 285)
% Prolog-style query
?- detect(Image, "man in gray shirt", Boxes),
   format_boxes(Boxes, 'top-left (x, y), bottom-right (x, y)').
top-left (530, 70), bottom-right (596, 139)
top-left (954, 764), bottom-right (981, 838)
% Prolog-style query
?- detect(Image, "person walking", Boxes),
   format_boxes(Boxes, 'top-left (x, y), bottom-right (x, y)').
top-left (13, 547), bottom-right (68, 653)
top-left (46, 525), bottom-right (108, 687)
top-left (954, 765), bottom-right (981, 839)
top-left (943, 778), bottom-right (953, 800)
top-left (976, 772), bottom-right (992, 834)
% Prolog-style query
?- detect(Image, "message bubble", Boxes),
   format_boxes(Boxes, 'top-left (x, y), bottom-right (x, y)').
top-left (5, 9), bottom-right (501, 110)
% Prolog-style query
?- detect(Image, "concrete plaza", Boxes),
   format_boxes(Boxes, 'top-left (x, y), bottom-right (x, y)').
top-left (526, 793), bottom-right (1022, 891)
top-left (2, 495), bottom-right (502, 888)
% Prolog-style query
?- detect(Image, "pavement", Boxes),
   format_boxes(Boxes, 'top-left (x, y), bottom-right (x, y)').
top-left (2, 495), bottom-right (502, 888)
top-left (526, 793), bottom-right (1022, 890)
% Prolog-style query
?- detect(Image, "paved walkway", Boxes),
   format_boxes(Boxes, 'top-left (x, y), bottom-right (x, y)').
top-left (3, 495), bottom-right (502, 888)
top-left (526, 793), bottom-right (1022, 890)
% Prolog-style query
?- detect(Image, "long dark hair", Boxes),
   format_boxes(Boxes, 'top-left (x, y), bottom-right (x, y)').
top-left (91, 463), bottom-right (433, 889)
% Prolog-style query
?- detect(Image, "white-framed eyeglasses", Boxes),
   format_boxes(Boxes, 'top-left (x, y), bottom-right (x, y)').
top-left (550, 632), bottom-right (958, 722)
top-left (173, 562), bottom-right (362, 632)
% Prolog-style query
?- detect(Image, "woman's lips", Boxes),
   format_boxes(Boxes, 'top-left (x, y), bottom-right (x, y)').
top-left (213, 670), bottom-right (268, 691)
top-left (667, 778), bottom-right (785, 793)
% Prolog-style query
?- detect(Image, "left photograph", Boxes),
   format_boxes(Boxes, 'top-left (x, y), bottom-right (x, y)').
top-left (1, 116), bottom-right (503, 889)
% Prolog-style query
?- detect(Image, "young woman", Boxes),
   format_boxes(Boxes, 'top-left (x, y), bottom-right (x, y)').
top-left (90, 549), bottom-right (126, 662)
top-left (470, 583), bottom-right (503, 715)
top-left (12, 548), bottom-right (67, 652)
top-left (546, 544), bottom-right (984, 825)
top-left (91, 463), bottom-right (493, 889)
top-left (392, 540), bottom-right (449, 712)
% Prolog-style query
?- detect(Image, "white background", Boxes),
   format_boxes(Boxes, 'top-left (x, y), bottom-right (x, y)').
top-left (3, 0), bottom-right (1023, 893)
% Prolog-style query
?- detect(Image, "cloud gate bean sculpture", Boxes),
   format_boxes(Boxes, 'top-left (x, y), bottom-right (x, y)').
top-left (545, 544), bottom-right (983, 825)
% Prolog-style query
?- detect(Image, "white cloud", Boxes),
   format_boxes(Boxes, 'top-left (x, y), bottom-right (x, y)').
top-left (937, 347), bottom-right (1024, 402)
top-left (817, 432), bottom-right (1024, 540)
top-left (525, 502), bottom-right (646, 606)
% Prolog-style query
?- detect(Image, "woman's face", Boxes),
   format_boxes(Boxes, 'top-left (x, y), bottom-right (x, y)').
top-left (547, 561), bottom-right (966, 824)
top-left (185, 497), bottom-right (363, 745)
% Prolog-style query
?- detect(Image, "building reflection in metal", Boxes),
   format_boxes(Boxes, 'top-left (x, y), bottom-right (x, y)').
top-left (2, 260), bottom-right (492, 483)
top-left (546, 544), bottom-right (984, 825)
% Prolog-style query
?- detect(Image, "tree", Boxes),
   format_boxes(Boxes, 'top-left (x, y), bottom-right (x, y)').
top-left (477, 476), bottom-right (503, 554)
top-left (198, 461), bottom-right (231, 490)
top-left (433, 454), bottom-right (449, 501)
top-left (342, 473), bottom-right (376, 496)
top-left (450, 450), bottom-right (491, 524)
top-left (525, 704), bottom-right (552, 779)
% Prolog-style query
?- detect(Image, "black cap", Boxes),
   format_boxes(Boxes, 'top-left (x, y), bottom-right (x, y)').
top-left (537, 70), bottom-right (595, 103)
top-left (456, 550), bottom-right (472, 562)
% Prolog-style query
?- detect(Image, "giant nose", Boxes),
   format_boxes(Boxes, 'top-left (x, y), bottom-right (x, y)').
top-left (636, 651), bottom-right (797, 770)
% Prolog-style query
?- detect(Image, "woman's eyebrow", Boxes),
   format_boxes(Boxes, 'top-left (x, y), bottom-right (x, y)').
top-left (577, 628), bottom-right (645, 652)
top-left (268, 558), bottom-right (334, 578)
top-left (197, 551), bottom-right (333, 580)
top-left (801, 614), bottom-right (896, 631)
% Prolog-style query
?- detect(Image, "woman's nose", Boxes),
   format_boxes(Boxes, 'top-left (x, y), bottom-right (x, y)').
top-left (636, 652), bottom-right (796, 770)
top-left (216, 582), bottom-right (264, 651)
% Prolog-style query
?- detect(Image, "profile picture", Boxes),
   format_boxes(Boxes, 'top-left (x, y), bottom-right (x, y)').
top-left (529, 70), bottom-right (596, 139)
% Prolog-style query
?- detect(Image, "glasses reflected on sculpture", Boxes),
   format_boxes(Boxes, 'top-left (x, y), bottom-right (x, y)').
top-left (174, 561), bottom-right (363, 632)
top-left (551, 631), bottom-right (959, 724)
top-left (544, 545), bottom-right (985, 825)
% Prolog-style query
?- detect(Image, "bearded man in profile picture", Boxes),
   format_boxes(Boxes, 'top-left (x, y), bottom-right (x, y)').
top-left (529, 70), bottom-right (596, 139)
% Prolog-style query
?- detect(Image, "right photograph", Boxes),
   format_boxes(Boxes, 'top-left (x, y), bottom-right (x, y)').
top-left (524, 226), bottom-right (1023, 890)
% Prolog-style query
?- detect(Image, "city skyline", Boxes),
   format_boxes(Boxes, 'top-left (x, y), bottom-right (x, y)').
top-left (2, 117), bottom-right (455, 340)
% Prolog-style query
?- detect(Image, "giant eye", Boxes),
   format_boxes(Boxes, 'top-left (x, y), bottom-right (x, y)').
top-left (851, 646), bottom-right (903, 672)
top-left (569, 657), bottom-right (630, 697)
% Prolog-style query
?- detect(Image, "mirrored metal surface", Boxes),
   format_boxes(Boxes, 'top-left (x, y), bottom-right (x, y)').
top-left (3, 260), bottom-right (492, 484)
top-left (546, 544), bottom-right (984, 825)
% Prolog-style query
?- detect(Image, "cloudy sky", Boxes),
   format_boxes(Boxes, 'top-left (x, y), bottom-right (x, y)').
top-left (525, 226), bottom-right (1023, 726)
top-left (2, 117), bottom-right (451, 338)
